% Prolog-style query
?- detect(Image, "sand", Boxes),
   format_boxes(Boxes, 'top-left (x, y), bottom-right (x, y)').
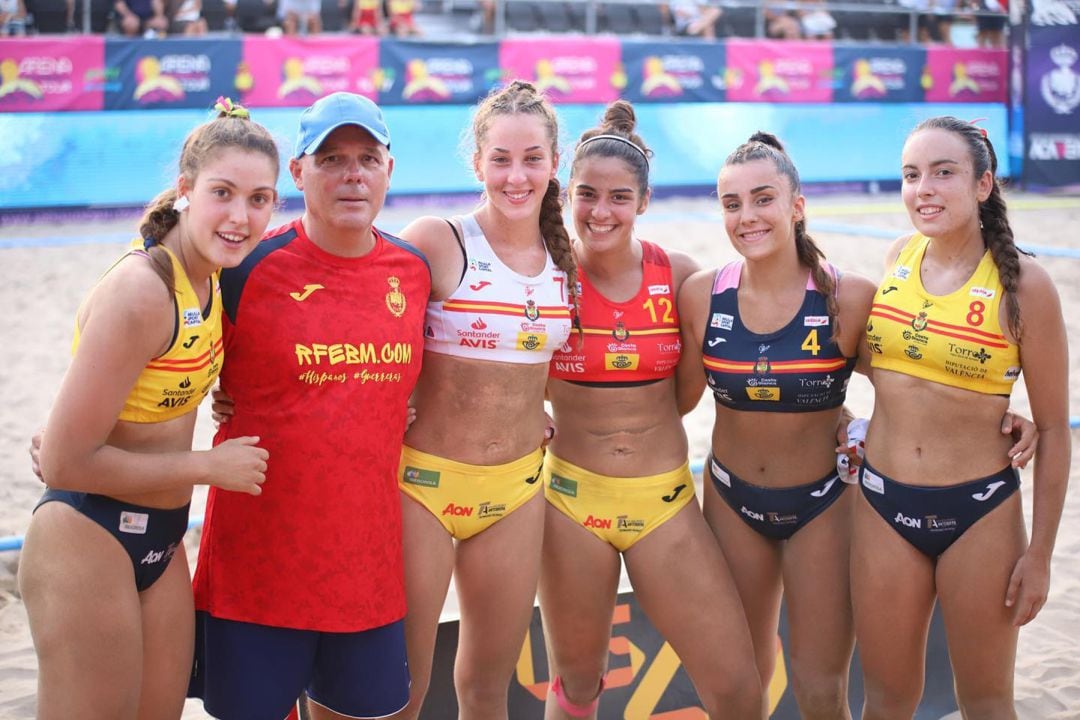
top-left (0, 194), bottom-right (1077, 718)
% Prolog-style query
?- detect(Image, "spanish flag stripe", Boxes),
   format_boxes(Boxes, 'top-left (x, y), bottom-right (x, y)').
top-left (922, 326), bottom-right (1010, 349)
top-left (148, 339), bottom-right (223, 368)
top-left (925, 318), bottom-right (1006, 341)
top-left (580, 327), bottom-right (680, 336)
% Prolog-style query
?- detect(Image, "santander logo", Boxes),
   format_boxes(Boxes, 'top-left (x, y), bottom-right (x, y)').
top-left (471, 318), bottom-right (488, 330)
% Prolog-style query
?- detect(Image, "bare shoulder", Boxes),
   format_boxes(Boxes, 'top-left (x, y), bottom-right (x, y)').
top-left (399, 215), bottom-right (457, 254)
top-left (837, 270), bottom-right (878, 309)
top-left (1016, 254), bottom-right (1060, 305)
top-left (664, 247), bottom-right (703, 287)
top-left (883, 233), bottom-right (915, 269)
top-left (79, 252), bottom-right (175, 354)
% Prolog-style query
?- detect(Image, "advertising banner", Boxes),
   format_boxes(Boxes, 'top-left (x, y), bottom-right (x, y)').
top-left (239, 36), bottom-right (380, 108)
top-left (725, 39), bottom-right (834, 103)
top-left (619, 40), bottom-right (726, 103)
top-left (104, 37), bottom-right (240, 110)
top-left (499, 37), bottom-right (621, 104)
top-left (0, 37), bottom-right (105, 112)
top-left (378, 40), bottom-right (500, 105)
top-left (1023, 21), bottom-right (1080, 187)
top-left (923, 47), bottom-right (1007, 103)
top-left (832, 45), bottom-right (925, 102)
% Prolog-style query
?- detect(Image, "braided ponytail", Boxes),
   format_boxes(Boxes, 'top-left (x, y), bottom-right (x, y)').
top-left (723, 131), bottom-right (839, 339)
top-left (910, 117), bottom-right (1030, 339)
top-left (539, 178), bottom-right (579, 312)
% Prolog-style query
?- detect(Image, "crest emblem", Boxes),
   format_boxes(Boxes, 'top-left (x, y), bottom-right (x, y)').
top-left (525, 299), bottom-right (540, 321)
top-left (755, 356), bottom-right (770, 374)
top-left (1041, 44), bottom-right (1080, 114)
top-left (385, 276), bottom-right (406, 317)
top-left (912, 311), bottom-right (928, 332)
top-left (612, 321), bottom-right (629, 342)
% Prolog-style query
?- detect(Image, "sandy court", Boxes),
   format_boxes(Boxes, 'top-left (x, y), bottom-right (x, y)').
top-left (0, 193), bottom-right (1077, 718)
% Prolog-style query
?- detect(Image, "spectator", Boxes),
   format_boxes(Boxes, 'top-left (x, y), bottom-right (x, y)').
top-left (669, 0), bottom-right (721, 39)
top-left (387, 0), bottom-right (419, 36)
top-left (974, 0), bottom-right (1008, 48)
top-left (1, 0), bottom-right (28, 34)
top-left (114, 0), bottom-right (168, 36)
top-left (765, 2), bottom-right (801, 39)
top-left (799, 0), bottom-right (836, 39)
top-left (167, 0), bottom-right (208, 34)
top-left (277, 0), bottom-right (320, 34)
top-left (351, 0), bottom-right (385, 34)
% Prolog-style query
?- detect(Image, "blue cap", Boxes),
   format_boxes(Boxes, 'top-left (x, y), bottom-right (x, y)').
top-left (293, 92), bottom-right (390, 157)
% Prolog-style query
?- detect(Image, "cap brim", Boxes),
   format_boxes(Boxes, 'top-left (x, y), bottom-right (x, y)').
top-left (299, 121), bottom-right (390, 156)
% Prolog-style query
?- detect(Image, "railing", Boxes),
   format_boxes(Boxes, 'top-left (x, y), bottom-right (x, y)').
top-left (487, 0), bottom-right (1008, 43)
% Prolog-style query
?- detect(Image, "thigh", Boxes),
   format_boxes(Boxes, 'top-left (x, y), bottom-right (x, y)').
top-left (538, 503), bottom-right (621, 685)
top-left (702, 480), bottom-right (783, 681)
top-left (308, 620), bottom-right (410, 719)
top-left (454, 490), bottom-right (546, 682)
top-left (625, 502), bottom-right (760, 699)
top-left (399, 492), bottom-right (455, 695)
top-left (20, 503), bottom-right (145, 720)
top-left (137, 544), bottom-right (195, 720)
top-left (937, 493), bottom-right (1025, 713)
top-left (192, 612), bottom-right (316, 720)
top-left (781, 487), bottom-right (855, 677)
top-left (850, 489), bottom-right (936, 710)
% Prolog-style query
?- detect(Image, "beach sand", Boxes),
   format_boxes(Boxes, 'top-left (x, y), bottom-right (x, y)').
top-left (0, 194), bottom-right (1077, 718)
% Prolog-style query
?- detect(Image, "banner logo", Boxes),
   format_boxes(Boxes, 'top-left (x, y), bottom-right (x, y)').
top-left (1041, 44), bottom-right (1080, 114)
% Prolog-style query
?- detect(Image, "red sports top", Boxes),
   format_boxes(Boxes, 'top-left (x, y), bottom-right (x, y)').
top-left (549, 240), bottom-right (681, 383)
top-left (192, 219), bottom-right (430, 632)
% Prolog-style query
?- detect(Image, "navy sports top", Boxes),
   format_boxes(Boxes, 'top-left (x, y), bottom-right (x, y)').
top-left (702, 261), bottom-right (855, 412)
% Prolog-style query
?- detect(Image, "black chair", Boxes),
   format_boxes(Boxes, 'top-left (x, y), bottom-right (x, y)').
top-left (717, 5), bottom-right (754, 38)
top-left (504, 0), bottom-right (538, 31)
top-left (235, 0), bottom-right (277, 31)
top-left (27, 0), bottom-right (70, 33)
top-left (319, 0), bottom-right (345, 30)
top-left (535, 1), bottom-right (571, 31)
top-left (565, 0), bottom-right (585, 31)
top-left (598, 2), bottom-right (633, 33)
top-left (633, 2), bottom-right (666, 35)
top-left (201, 0), bottom-right (228, 29)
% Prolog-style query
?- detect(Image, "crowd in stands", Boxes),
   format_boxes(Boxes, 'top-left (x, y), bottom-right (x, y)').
top-left (4, 0), bottom-right (1008, 47)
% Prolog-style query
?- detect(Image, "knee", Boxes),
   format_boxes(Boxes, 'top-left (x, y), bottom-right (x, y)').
top-left (788, 667), bottom-right (847, 719)
top-left (861, 680), bottom-right (921, 720)
top-left (697, 668), bottom-right (764, 719)
top-left (956, 692), bottom-right (1016, 720)
top-left (453, 666), bottom-right (512, 711)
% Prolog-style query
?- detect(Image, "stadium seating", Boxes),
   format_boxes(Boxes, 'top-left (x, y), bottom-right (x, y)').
top-left (27, 0), bottom-right (70, 33)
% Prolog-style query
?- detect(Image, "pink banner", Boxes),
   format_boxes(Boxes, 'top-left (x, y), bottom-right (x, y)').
top-left (239, 36), bottom-right (380, 108)
top-left (923, 48), bottom-right (1006, 103)
top-left (0, 38), bottom-right (105, 112)
top-left (725, 40), bottom-right (834, 103)
top-left (499, 37), bottom-right (620, 104)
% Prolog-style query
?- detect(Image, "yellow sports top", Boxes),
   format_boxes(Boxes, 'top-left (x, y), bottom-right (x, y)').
top-left (72, 240), bottom-right (223, 423)
top-left (866, 233), bottom-right (1020, 395)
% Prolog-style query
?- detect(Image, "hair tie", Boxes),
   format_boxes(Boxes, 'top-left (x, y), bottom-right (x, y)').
top-left (578, 134), bottom-right (649, 167)
top-left (214, 96), bottom-right (250, 120)
top-left (967, 117), bottom-right (988, 139)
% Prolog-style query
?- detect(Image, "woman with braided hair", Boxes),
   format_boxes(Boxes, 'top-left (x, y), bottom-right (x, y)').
top-left (539, 100), bottom-right (764, 719)
top-left (18, 98), bottom-right (277, 718)
top-left (852, 117), bottom-right (1069, 717)
top-left (678, 131), bottom-right (878, 719)
top-left (389, 79), bottom-right (577, 719)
